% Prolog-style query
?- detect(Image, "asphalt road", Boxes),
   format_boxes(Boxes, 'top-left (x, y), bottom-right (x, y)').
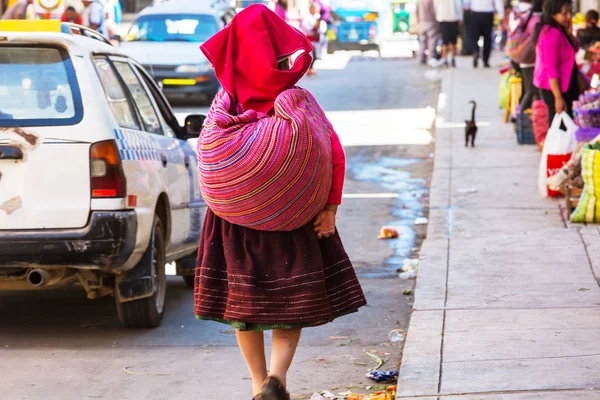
top-left (0, 41), bottom-right (440, 400)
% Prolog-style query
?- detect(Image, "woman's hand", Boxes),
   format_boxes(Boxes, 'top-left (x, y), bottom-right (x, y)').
top-left (314, 205), bottom-right (337, 239)
top-left (555, 95), bottom-right (567, 114)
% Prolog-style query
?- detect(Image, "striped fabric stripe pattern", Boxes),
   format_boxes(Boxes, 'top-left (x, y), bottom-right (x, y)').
top-left (198, 88), bottom-right (333, 231)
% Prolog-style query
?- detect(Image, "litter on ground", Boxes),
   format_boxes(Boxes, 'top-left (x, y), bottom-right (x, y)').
top-left (311, 386), bottom-right (397, 400)
top-left (388, 329), bottom-right (406, 343)
top-left (414, 217), bottom-right (428, 225)
top-left (365, 370), bottom-right (399, 383)
top-left (377, 227), bottom-right (399, 239)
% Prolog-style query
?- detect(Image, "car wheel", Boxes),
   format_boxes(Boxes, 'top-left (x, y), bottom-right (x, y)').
top-left (116, 216), bottom-right (167, 328)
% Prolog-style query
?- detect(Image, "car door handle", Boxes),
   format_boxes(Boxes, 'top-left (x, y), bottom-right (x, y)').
top-left (161, 155), bottom-right (168, 167)
top-left (184, 158), bottom-right (190, 169)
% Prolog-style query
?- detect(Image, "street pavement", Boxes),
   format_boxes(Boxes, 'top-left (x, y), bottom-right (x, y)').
top-left (396, 54), bottom-right (600, 399)
top-left (0, 41), bottom-right (440, 399)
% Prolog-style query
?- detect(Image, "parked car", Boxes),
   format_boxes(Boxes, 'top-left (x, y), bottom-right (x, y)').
top-left (119, 0), bottom-right (233, 104)
top-left (328, 0), bottom-right (382, 54)
top-left (0, 20), bottom-right (207, 328)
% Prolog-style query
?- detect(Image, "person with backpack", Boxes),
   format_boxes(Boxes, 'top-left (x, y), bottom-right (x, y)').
top-left (507, 0), bottom-right (542, 110)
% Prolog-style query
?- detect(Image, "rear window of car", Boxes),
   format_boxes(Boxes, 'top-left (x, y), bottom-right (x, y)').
top-left (125, 14), bottom-right (219, 43)
top-left (0, 46), bottom-right (83, 127)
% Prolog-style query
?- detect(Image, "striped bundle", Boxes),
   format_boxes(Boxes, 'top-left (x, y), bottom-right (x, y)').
top-left (197, 88), bottom-right (333, 231)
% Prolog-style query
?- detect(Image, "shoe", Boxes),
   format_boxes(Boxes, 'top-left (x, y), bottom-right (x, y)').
top-left (427, 58), bottom-right (441, 68)
top-left (451, 58), bottom-right (456, 68)
top-left (483, 62), bottom-right (490, 68)
top-left (261, 376), bottom-right (290, 400)
top-left (473, 56), bottom-right (478, 68)
top-left (442, 60), bottom-right (449, 68)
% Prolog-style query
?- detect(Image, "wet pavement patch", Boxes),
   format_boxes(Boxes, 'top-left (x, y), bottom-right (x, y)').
top-left (346, 152), bottom-right (431, 278)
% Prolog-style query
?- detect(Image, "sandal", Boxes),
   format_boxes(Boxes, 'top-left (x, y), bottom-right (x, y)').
top-left (261, 376), bottom-right (290, 400)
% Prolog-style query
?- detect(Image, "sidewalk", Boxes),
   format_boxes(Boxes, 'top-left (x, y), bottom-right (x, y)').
top-left (397, 56), bottom-right (600, 399)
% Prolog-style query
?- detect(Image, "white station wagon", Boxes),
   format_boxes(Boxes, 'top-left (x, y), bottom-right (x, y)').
top-left (0, 21), bottom-right (207, 328)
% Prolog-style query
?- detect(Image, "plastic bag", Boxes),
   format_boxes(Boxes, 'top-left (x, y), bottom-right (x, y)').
top-left (538, 112), bottom-right (578, 197)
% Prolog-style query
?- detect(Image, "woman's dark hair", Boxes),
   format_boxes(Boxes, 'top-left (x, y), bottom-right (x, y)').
top-left (277, 0), bottom-right (288, 10)
top-left (585, 9), bottom-right (599, 24)
top-left (533, 0), bottom-right (572, 45)
top-left (531, 0), bottom-right (543, 13)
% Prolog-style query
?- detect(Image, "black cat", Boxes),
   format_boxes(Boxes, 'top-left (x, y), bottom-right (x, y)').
top-left (465, 100), bottom-right (478, 148)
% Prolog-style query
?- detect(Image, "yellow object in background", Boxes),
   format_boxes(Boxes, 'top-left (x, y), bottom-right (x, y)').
top-left (163, 79), bottom-right (197, 86)
top-left (7, 0), bottom-right (19, 7)
top-left (0, 19), bottom-right (61, 32)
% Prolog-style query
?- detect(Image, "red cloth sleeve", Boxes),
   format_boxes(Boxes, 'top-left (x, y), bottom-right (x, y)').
top-left (328, 130), bottom-right (345, 205)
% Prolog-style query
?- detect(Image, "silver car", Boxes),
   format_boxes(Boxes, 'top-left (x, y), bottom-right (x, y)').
top-left (120, 0), bottom-right (233, 104)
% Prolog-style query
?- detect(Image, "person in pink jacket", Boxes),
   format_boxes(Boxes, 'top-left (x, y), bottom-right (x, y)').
top-left (533, 0), bottom-right (580, 125)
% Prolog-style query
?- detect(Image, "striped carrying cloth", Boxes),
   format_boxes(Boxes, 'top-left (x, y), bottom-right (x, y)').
top-left (198, 88), bottom-right (333, 231)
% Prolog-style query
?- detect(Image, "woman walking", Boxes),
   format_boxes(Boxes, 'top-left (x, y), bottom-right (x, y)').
top-left (194, 5), bottom-right (367, 400)
top-left (533, 0), bottom-right (582, 124)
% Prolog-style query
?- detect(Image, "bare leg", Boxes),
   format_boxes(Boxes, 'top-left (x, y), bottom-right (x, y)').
top-left (449, 42), bottom-right (456, 66)
top-left (441, 44), bottom-right (448, 63)
top-left (269, 328), bottom-right (302, 387)
top-left (236, 330), bottom-right (268, 397)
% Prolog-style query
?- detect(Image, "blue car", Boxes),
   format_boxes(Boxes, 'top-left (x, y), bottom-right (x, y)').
top-left (328, 0), bottom-right (382, 54)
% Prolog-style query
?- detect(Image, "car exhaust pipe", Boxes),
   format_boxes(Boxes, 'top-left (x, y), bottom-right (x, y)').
top-left (27, 269), bottom-right (51, 287)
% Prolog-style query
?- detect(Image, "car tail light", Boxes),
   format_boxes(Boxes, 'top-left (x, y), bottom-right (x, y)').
top-left (90, 140), bottom-right (126, 198)
top-left (369, 25), bottom-right (377, 38)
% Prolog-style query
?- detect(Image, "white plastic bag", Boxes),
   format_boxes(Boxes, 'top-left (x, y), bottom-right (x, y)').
top-left (538, 112), bottom-right (577, 197)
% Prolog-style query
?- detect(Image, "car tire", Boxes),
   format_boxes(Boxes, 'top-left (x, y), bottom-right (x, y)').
top-left (116, 216), bottom-right (167, 328)
top-left (183, 275), bottom-right (195, 288)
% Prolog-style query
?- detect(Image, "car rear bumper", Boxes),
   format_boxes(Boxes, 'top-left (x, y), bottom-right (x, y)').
top-left (329, 40), bottom-right (380, 51)
top-left (0, 211), bottom-right (137, 272)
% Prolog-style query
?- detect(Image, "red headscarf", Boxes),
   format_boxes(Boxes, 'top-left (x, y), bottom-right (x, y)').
top-left (200, 4), bottom-right (314, 115)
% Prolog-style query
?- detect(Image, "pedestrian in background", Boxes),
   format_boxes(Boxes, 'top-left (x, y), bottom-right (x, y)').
top-left (577, 9), bottom-right (600, 49)
top-left (499, 1), bottom-right (512, 51)
top-left (534, 0), bottom-right (581, 124)
top-left (416, 0), bottom-right (440, 66)
top-left (61, 6), bottom-right (83, 24)
top-left (464, 0), bottom-right (504, 67)
top-left (195, 5), bottom-right (366, 400)
top-left (269, 0), bottom-right (288, 21)
top-left (1, 0), bottom-right (31, 20)
top-left (82, 0), bottom-right (108, 37)
top-left (435, 0), bottom-right (463, 67)
top-left (303, 1), bottom-right (327, 76)
top-left (461, 2), bottom-right (473, 55)
top-left (508, 0), bottom-right (542, 110)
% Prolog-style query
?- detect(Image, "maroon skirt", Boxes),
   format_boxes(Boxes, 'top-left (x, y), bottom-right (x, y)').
top-left (194, 209), bottom-right (367, 330)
